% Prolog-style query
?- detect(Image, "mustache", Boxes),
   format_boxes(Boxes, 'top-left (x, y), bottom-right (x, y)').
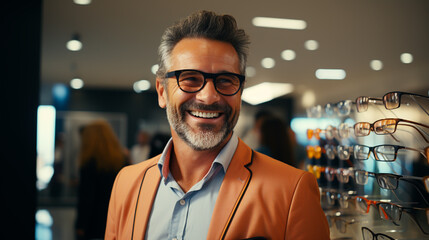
top-left (180, 101), bottom-right (231, 113)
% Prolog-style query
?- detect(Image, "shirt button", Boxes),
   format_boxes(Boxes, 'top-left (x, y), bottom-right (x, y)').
top-left (179, 199), bottom-right (186, 206)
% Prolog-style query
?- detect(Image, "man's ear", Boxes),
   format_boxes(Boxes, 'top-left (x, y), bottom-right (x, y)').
top-left (156, 77), bottom-right (167, 108)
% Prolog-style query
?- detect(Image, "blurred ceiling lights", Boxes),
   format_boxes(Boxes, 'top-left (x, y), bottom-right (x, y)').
top-left (281, 49), bottom-right (296, 61)
top-left (66, 34), bottom-right (82, 51)
top-left (315, 69), bottom-right (346, 80)
top-left (73, 0), bottom-right (92, 5)
top-left (400, 53), bottom-right (413, 64)
top-left (242, 82), bottom-right (294, 105)
top-left (252, 17), bottom-right (307, 30)
top-left (133, 80), bottom-right (151, 93)
top-left (70, 78), bottom-right (84, 89)
top-left (370, 60), bottom-right (383, 71)
top-left (151, 64), bottom-right (159, 75)
top-left (304, 40), bottom-right (319, 51)
top-left (261, 57), bottom-right (276, 68)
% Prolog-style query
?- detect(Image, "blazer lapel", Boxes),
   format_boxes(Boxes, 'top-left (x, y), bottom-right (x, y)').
top-left (207, 139), bottom-right (253, 240)
top-left (131, 163), bottom-right (161, 240)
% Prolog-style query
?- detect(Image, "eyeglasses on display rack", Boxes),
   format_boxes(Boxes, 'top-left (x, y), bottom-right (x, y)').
top-left (307, 105), bottom-right (323, 118)
top-left (325, 144), bottom-right (354, 160)
top-left (165, 69), bottom-right (245, 96)
top-left (307, 144), bottom-right (354, 160)
top-left (325, 190), bottom-right (354, 208)
top-left (306, 145), bottom-right (323, 159)
top-left (353, 118), bottom-right (429, 143)
top-left (357, 197), bottom-right (429, 235)
top-left (308, 100), bottom-right (355, 118)
top-left (325, 167), bottom-right (355, 184)
top-left (307, 124), bottom-right (354, 141)
top-left (361, 227), bottom-right (395, 240)
top-left (354, 170), bottom-right (429, 206)
top-left (355, 91), bottom-right (429, 113)
top-left (327, 215), bottom-right (359, 234)
top-left (355, 170), bottom-right (429, 191)
top-left (306, 164), bottom-right (325, 179)
top-left (325, 100), bottom-right (356, 117)
top-left (353, 144), bottom-right (429, 163)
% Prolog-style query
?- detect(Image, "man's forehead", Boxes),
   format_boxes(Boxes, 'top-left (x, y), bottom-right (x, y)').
top-left (169, 38), bottom-right (240, 72)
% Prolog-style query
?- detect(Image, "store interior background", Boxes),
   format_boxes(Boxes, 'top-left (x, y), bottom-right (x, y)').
top-left (16, 0), bottom-right (429, 239)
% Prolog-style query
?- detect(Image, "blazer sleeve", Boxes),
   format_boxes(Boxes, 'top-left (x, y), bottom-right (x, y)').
top-left (105, 169), bottom-right (122, 240)
top-left (285, 172), bottom-right (330, 240)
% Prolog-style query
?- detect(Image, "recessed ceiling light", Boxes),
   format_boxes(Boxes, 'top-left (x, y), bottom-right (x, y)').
top-left (66, 39), bottom-right (82, 51)
top-left (281, 49), bottom-right (296, 61)
top-left (261, 58), bottom-right (275, 68)
top-left (315, 69), bottom-right (346, 80)
top-left (370, 60), bottom-right (383, 71)
top-left (252, 17), bottom-right (307, 30)
top-left (133, 80), bottom-right (151, 93)
top-left (304, 40), bottom-right (319, 51)
top-left (400, 53), bottom-right (413, 64)
top-left (246, 66), bottom-right (256, 77)
top-left (70, 78), bottom-right (84, 89)
top-left (73, 0), bottom-right (92, 5)
top-left (151, 64), bottom-right (159, 75)
top-left (242, 82), bottom-right (294, 105)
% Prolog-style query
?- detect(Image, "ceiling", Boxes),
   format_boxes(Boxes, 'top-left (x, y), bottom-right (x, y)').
top-left (41, 0), bottom-right (429, 114)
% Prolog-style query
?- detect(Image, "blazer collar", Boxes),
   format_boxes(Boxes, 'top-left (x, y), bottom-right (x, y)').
top-left (132, 159), bottom-right (161, 240)
top-left (207, 138), bottom-right (254, 239)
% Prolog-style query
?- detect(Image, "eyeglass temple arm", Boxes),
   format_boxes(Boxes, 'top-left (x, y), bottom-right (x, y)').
top-left (402, 146), bottom-right (428, 160)
top-left (368, 97), bottom-right (384, 104)
top-left (397, 123), bottom-right (429, 143)
top-left (399, 178), bottom-right (429, 206)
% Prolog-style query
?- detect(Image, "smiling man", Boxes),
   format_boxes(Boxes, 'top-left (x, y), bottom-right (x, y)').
top-left (105, 10), bottom-right (330, 240)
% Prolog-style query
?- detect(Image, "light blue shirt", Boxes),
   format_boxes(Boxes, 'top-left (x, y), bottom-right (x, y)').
top-left (145, 133), bottom-right (238, 240)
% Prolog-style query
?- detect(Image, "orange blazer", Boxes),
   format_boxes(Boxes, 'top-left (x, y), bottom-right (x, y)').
top-left (105, 139), bottom-right (330, 240)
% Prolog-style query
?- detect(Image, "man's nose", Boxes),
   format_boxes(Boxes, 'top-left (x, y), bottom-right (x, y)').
top-left (195, 79), bottom-right (220, 104)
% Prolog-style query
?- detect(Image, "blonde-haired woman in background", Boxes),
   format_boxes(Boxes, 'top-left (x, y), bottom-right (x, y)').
top-left (75, 119), bottom-right (127, 240)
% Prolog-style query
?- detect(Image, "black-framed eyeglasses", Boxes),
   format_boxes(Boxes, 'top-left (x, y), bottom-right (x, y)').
top-left (355, 91), bottom-right (429, 113)
top-left (361, 227), bottom-right (395, 240)
top-left (353, 144), bottom-right (429, 162)
top-left (354, 170), bottom-right (429, 206)
top-left (165, 69), bottom-right (245, 96)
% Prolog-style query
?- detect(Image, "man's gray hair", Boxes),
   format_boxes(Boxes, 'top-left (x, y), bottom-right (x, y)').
top-left (156, 10), bottom-right (250, 83)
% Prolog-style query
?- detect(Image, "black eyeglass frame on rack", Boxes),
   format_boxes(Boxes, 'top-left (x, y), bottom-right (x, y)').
top-left (355, 91), bottom-right (429, 113)
top-left (353, 144), bottom-right (429, 163)
top-left (361, 227), bottom-right (395, 240)
top-left (354, 170), bottom-right (429, 206)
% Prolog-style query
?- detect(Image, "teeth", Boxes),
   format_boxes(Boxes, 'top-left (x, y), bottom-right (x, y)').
top-left (190, 111), bottom-right (220, 119)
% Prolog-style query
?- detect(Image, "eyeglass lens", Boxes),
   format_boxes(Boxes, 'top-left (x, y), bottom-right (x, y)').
top-left (383, 92), bottom-right (401, 110)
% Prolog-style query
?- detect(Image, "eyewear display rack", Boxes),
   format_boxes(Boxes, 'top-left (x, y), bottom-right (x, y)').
top-left (305, 91), bottom-right (429, 240)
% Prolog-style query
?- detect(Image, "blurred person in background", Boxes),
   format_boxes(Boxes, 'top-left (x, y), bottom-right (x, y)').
top-left (75, 119), bottom-right (127, 240)
top-left (130, 130), bottom-right (151, 164)
top-left (256, 116), bottom-right (297, 168)
top-left (242, 110), bottom-right (273, 149)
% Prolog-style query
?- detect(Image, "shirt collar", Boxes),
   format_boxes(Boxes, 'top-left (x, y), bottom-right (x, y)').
top-left (157, 132), bottom-right (238, 181)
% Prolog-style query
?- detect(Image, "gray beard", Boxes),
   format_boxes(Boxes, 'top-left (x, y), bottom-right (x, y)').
top-left (165, 100), bottom-right (237, 151)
